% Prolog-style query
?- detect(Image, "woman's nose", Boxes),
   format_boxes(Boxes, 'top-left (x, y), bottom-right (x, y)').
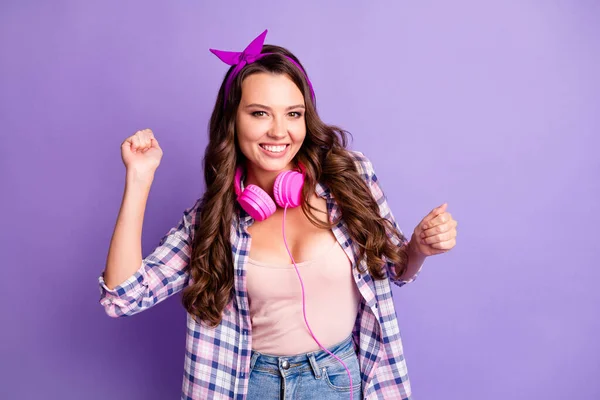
top-left (267, 117), bottom-right (287, 138)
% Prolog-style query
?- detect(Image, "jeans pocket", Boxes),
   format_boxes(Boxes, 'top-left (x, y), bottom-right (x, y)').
top-left (322, 352), bottom-right (362, 392)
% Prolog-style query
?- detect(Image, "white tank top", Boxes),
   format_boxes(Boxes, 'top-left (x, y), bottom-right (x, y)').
top-left (246, 239), bottom-right (361, 355)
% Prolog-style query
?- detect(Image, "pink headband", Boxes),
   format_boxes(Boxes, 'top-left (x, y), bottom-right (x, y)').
top-left (209, 29), bottom-right (316, 107)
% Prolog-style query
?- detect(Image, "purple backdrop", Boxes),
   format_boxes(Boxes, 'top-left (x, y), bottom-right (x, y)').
top-left (1, 1), bottom-right (598, 399)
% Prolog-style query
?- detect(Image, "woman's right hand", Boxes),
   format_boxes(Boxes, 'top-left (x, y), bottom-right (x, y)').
top-left (121, 128), bottom-right (163, 177)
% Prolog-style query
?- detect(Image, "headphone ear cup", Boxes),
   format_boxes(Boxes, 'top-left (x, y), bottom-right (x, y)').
top-left (273, 170), bottom-right (304, 209)
top-left (238, 184), bottom-right (276, 221)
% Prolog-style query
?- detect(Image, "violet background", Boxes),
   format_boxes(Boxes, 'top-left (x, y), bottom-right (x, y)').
top-left (1, 1), bottom-right (598, 399)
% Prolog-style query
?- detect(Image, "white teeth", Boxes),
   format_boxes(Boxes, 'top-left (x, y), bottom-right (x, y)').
top-left (261, 145), bottom-right (287, 153)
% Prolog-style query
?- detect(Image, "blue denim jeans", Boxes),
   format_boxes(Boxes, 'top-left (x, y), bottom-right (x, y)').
top-left (247, 334), bottom-right (363, 400)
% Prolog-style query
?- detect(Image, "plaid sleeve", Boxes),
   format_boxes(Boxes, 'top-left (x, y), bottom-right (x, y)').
top-left (98, 197), bottom-right (202, 317)
top-left (350, 151), bottom-right (422, 287)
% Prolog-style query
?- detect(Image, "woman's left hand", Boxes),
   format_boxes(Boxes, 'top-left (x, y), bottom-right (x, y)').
top-left (410, 203), bottom-right (457, 257)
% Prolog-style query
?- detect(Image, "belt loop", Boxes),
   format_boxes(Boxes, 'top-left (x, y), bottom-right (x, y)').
top-left (250, 351), bottom-right (260, 372)
top-left (307, 352), bottom-right (322, 379)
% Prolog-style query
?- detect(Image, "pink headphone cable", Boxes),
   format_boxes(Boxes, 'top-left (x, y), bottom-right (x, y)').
top-left (282, 205), bottom-right (354, 400)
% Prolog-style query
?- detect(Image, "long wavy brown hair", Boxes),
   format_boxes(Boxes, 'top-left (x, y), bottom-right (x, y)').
top-left (182, 44), bottom-right (408, 327)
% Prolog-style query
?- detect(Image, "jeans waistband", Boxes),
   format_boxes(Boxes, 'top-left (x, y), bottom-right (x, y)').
top-left (249, 334), bottom-right (357, 378)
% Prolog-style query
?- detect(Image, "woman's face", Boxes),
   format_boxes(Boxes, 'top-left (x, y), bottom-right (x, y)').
top-left (235, 72), bottom-right (306, 175)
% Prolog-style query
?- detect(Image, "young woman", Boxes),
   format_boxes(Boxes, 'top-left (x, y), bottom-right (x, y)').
top-left (99, 30), bottom-right (458, 400)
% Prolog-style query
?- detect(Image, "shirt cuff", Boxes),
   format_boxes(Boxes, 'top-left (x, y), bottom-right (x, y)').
top-left (98, 261), bottom-right (147, 304)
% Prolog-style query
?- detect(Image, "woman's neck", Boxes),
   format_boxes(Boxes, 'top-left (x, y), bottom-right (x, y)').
top-left (244, 162), bottom-right (296, 197)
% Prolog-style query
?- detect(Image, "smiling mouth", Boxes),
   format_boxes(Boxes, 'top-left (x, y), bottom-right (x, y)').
top-left (259, 144), bottom-right (289, 153)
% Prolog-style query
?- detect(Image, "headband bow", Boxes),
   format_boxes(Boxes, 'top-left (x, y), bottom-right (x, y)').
top-left (209, 29), bottom-right (316, 106)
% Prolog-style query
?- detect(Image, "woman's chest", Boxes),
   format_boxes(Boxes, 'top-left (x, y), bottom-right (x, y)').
top-left (246, 194), bottom-right (337, 265)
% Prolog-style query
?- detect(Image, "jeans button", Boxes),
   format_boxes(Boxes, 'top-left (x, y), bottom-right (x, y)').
top-left (281, 360), bottom-right (290, 370)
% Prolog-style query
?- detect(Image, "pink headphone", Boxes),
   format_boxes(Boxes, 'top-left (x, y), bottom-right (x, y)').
top-left (234, 164), bottom-right (305, 221)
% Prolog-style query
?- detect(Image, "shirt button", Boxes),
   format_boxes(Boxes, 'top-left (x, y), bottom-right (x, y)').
top-left (281, 360), bottom-right (290, 370)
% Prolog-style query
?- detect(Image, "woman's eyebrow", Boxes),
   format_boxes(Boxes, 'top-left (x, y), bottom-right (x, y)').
top-left (245, 103), bottom-right (305, 111)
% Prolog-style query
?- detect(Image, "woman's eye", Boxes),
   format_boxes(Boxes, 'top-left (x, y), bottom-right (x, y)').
top-left (289, 112), bottom-right (303, 118)
top-left (252, 111), bottom-right (267, 117)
